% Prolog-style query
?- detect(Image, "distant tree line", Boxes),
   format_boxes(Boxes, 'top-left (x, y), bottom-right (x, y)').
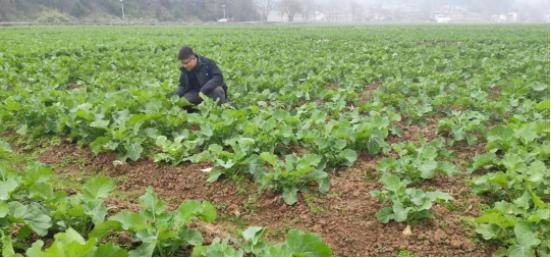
top-left (0, 0), bottom-right (297, 23)
top-left (0, 0), bottom-right (548, 23)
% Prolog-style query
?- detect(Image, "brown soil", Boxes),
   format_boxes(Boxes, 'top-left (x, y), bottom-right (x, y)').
top-left (66, 82), bottom-right (83, 89)
top-left (326, 83), bottom-right (339, 90)
top-left (37, 142), bottom-right (247, 216)
top-left (35, 142), bottom-right (492, 256)
top-left (449, 141), bottom-right (486, 159)
top-left (359, 82), bottom-right (381, 103)
top-left (488, 85), bottom-right (502, 100)
top-left (241, 153), bottom-right (491, 256)
top-left (388, 117), bottom-right (440, 144)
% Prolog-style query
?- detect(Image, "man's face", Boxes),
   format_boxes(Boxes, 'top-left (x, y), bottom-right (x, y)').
top-left (181, 55), bottom-right (197, 71)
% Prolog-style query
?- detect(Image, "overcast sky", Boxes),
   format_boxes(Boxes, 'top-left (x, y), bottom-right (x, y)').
top-left (285, 0), bottom-right (550, 22)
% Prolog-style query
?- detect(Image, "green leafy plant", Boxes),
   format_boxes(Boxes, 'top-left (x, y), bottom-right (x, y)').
top-left (437, 110), bottom-right (487, 145)
top-left (0, 25), bottom-right (549, 256)
top-left (469, 119), bottom-right (549, 256)
top-left (108, 187), bottom-right (216, 256)
top-left (371, 173), bottom-right (452, 223)
top-left (0, 148), bottom-right (118, 255)
top-left (26, 228), bottom-right (127, 257)
top-left (258, 152), bottom-right (329, 205)
top-left (378, 139), bottom-right (456, 181)
top-left (192, 226), bottom-right (333, 257)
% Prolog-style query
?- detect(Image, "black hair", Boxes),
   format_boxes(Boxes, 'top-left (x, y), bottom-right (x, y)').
top-left (178, 46), bottom-right (195, 60)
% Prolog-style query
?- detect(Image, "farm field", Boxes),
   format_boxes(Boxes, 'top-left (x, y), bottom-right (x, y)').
top-left (0, 24), bottom-right (549, 256)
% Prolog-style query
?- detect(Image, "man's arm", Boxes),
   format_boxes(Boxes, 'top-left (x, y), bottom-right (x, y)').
top-left (176, 72), bottom-right (189, 97)
top-left (200, 60), bottom-right (224, 94)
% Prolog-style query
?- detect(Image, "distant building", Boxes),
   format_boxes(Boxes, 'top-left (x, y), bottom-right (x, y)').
top-left (492, 12), bottom-right (518, 22)
top-left (431, 4), bottom-right (484, 23)
top-left (313, 11), bottom-right (327, 22)
top-left (266, 12), bottom-right (285, 22)
top-left (266, 10), bottom-right (327, 23)
top-left (433, 13), bottom-right (451, 23)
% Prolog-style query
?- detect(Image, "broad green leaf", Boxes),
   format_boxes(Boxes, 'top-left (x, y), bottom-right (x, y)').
top-left (528, 188), bottom-right (546, 209)
top-left (90, 118), bottom-right (110, 129)
top-left (318, 176), bottom-right (330, 193)
top-left (129, 240), bottom-right (157, 257)
top-left (377, 158), bottom-right (398, 173)
top-left (199, 202), bottom-right (217, 222)
top-left (419, 160), bottom-right (438, 179)
top-left (367, 136), bottom-right (381, 154)
top-left (0, 139), bottom-right (12, 154)
top-left (282, 188), bottom-right (299, 205)
top-left (265, 243), bottom-right (292, 256)
top-left (381, 173), bottom-right (402, 192)
top-left (513, 191), bottom-right (531, 210)
top-left (426, 191), bottom-right (452, 202)
top-left (94, 243), bottom-right (128, 257)
top-left (532, 83), bottom-right (547, 91)
top-left (4, 97), bottom-right (21, 111)
top-left (25, 240), bottom-right (45, 257)
top-left (27, 183), bottom-right (55, 201)
top-left (83, 175), bottom-right (114, 199)
top-left (180, 228), bottom-right (204, 246)
top-left (206, 167), bottom-right (223, 183)
top-left (22, 163), bottom-right (52, 185)
top-left (175, 200), bottom-right (217, 226)
top-left (0, 175), bottom-right (19, 201)
top-left (468, 153), bottom-right (496, 172)
top-left (507, 244), bottom-right (536, 257)
top-left (392, 202), bottom-right (409, 222)
top-left (191, 245), bottom-right (207, 257)
top-left (88, 220), bottom-right (123, 240)
top-left (0, 201), bottom-right (8, 218)
top-left (110, 211), bottom-right (147, 231)
top-left (1, 234), bottom-right (17, 257)
top-left (260, 152), bottom-right (278, 166)
top-left (340, 149), bottom-right (357, 166)
top-left (139, 186), bottom-right (166, 216)
top-left (242, 226), bottom-right (264, 242)
top-left (126, 142), bottom-right (143, 161)
top-left (438, 161), bottom-right (456, 176)
top-left (527, 208), bottom-right (550, 223)
top-left (84, 200), bottom-right (109, 225)
top-left (514, 222), bottom-right (540, 248)
top-left (476, 209), bottom-right (516, 228)
top-left (29, 228), bottom-right (96, 257)
top-left (191, 238), bottom-right (243, 257)
top-left (284, 229), bottom-right (333, 257)
top-left (476, 223), bottom-right (497, 240)
top-left (514, 123), bottom-right (538, 144)
top-left (9, 202), bottom-right (52, 237)
top-left (376, 207), bottom-right (394, 223)
top-left (25, 206), bottom-right (53, 237)
top-left (527, 161), bottom-right (547, 184)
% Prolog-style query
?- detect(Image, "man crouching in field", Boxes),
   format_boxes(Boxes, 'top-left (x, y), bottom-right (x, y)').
top-left (176, 46), bottom-right (227, 106)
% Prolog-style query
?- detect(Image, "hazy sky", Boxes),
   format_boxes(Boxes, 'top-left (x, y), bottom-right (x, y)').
top-left (291, 0), bottom-right (550, 22)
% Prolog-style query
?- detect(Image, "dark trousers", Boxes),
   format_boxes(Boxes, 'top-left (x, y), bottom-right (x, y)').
top-left (183, 86), bottom-right (226, 105)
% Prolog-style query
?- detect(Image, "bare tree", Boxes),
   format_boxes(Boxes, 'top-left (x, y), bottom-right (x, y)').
top-left (279, 0), bottom-right (302, 22)
top-left (228, 0), bottom-right (260, 21)
top-left (301, 0), bottom-right (317, 21)
top-left (255, 0), bottom-right (278, 22)
top-left (349, 1), bottom-right (363, 22)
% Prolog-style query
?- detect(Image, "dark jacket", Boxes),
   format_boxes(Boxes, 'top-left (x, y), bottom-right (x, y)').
top-left (176, 55), bottom-right (227, 97)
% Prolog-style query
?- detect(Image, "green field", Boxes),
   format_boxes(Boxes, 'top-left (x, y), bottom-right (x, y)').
top-left (0, 25), bottom-right (549, 256)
